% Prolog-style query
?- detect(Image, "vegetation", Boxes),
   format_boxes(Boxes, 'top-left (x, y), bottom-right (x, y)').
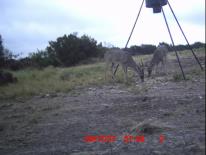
top-left (125, 42), bottom-right (205, 56)
top-left (0, 33), bottom-right (205, 99)
top-left (0, 47), bottom-right (205, 99)
top-left (0, 64), bottom-right (106, 98)
top-left (0, 35), bottom-right (4, 68)
top-left (172, 73), bottom-right (185, 82)
top-left (28, 33), bottom-right (106, 68)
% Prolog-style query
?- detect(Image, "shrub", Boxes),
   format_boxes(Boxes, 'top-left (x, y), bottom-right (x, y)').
top-left (0, 70), bottom-right (17, 85)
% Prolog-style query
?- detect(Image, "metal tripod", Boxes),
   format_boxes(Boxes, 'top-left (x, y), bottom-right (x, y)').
top-left (114, 0), bottom-right (203, 80)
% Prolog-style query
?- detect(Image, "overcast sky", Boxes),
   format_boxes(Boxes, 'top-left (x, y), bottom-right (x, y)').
top-left (0, 0), bottom-right (205, 57)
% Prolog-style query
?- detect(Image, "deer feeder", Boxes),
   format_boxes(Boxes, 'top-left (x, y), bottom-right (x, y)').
top-left (114, 0), bottom-right (203, 79)
top-left (146, 0), bottom-right (168, 13)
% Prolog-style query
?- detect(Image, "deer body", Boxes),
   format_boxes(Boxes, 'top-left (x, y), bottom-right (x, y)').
top-left (104, 49), bottom-right (144, 82)
top-left (148, 45), bottom-right (168, 77)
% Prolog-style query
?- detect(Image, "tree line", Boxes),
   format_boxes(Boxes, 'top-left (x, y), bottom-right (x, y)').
top-left (127, 42), bottom-right (206, 55)
top-left (0, 33), bottom-right (205, 70)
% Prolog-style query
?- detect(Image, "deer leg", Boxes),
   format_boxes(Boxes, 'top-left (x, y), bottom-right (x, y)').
top-left (156, 62), bottom-right (161, 75)
top-left (162, 59), bottom-right (167, 75)
top-left (157, 61), bottom-right (162, 74)
top-left (153, 65), bottom-right (156, 76)
top-left (122, 65), bottom-right (128, 82)
top-left (111, 63), bottom-right (116, 80)
top-left (105, 62), bottom-right (110, 81)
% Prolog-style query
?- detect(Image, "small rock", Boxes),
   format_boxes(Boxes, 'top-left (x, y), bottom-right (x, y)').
top-left (88, 88), bottom-right (96, 91)
top-left (152, 151), bottom-right (163, 155)
top-left (185, 144), bottom-right (200, 152)
top-left (45, 94), bottom-right (50, 97)
top-left (50, 93), bottom-right (58, 97)
top-left (102, 104), bottom-right (109, 108)
top-left (0, 125), bottom-right (4, 132)
top-left (142, 96), bottom-right (148, 102)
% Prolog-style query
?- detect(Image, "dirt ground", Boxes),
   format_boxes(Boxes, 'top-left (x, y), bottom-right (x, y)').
top-left (0, 56), bottom-right (205, 155)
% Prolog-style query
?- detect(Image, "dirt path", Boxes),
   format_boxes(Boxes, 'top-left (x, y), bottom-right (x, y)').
top-left (0, 57), bottom-right (205, 155)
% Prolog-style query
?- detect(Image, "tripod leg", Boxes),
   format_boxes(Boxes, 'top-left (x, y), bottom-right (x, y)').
top-left (167, 0), bottom-right (203, 70)
top-left (125, 0), bottom-right (145, 48)
top-left (162, 7), bottom-right (186, 80)
top-left (114, 0), bottom-right (144, 76)
top-left (113, 64), bottom-right (119, 76)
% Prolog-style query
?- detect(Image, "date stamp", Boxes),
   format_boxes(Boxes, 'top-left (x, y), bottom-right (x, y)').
top-left (83, 134), bottom-right (165, 144)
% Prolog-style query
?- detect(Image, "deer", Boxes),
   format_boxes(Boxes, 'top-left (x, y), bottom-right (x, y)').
top-left (104, 49), bottom-right (144, 82)
top-left (147, 44), bottom-right (168, 77)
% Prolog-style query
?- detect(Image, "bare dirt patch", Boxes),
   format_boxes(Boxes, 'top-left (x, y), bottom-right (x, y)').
top-left (0, 56), bottom-right (205, 155)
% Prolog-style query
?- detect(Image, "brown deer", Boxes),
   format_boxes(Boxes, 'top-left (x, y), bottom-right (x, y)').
top-left (104, 49), bottom-right (144, 82)
top-left (147, 44), bottom-right (168, 77)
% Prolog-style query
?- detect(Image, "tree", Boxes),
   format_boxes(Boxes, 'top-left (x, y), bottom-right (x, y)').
top-left (140, 44), bottom-right (156, 55)
top-left (128, 45), bottom-right (143, 55)
top-left (0, 35), bottom-right (4, 68)
top-left (46, 33), bottom-right (101, 66)
top-left (191, 42), bottom-right (206, 49)
top-left (29, 49), bottom-right (52, 68)
top-left (0, 35), bottom-right (19, 69)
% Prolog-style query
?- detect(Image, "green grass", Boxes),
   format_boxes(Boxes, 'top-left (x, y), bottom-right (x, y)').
top-left (0, 62), bottom-right (138, 99)
top-left (134, 47), bottom-right (205, 64)
top-left (168, 47), bottom-right (205, 59)
top-left (172, 68), bottom-right (205, 82)
top-left (0, 64), bottom-right (106, 99)
top-left (0, 62), bottom-right (134, 99)
top-left (172, 73), bottom-right (185, 82)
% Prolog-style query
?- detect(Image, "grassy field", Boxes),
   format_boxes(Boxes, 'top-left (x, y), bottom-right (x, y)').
top-left (0, 64), bottom-right (106, 98)
top-left (0, 47), bottom-right (205, 99)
